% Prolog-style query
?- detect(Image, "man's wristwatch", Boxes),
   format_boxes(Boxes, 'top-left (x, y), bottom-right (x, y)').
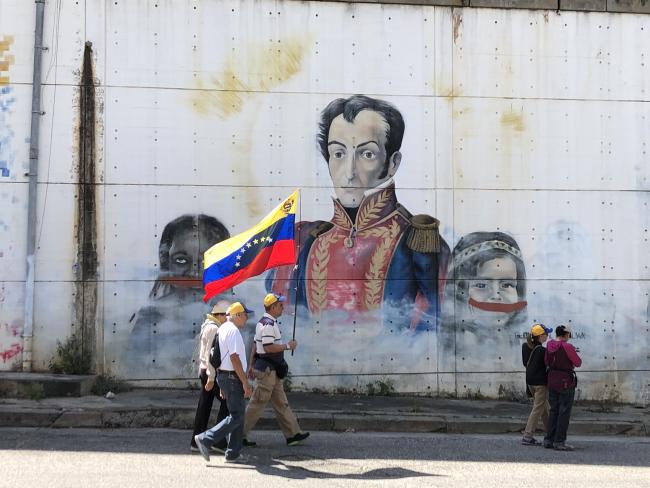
top-left (285, 343), bottom-right (290, 350)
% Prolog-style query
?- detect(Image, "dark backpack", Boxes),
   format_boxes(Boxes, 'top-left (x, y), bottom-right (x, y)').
top-left (209, 332), bottom-right (221, 370)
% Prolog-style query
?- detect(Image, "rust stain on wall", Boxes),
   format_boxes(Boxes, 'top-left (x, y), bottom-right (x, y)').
top-left (74, 42), bottom-right (99, 370)
top-left (452, 11), bottom-right (463, 44)
top-left (190, 36), bottom-right (309, 117)
top-left (500, 109), bottom-right (525, 132)
top-left (0, 36), bottom-right (14, 86)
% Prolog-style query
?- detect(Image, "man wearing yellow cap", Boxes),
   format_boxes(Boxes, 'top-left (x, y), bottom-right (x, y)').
top-left (243, 293), bottom-right (310, 447)
top-left (194, 302), bottom-right (254, 463)
top-left (190, 300), bottom-right (230, 453)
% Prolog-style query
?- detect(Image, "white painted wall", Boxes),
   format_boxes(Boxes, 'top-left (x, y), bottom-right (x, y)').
top-left (0, 0), bottom-right (648, 403)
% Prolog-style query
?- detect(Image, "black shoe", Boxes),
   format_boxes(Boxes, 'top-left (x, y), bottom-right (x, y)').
top-left (286, 432), bottom-right (310, 446)
top-left (242, 438), bottom-right (257, 447)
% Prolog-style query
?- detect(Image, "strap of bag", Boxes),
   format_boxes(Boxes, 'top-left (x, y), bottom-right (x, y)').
top-left (526, 344), bottom-right (541, 368)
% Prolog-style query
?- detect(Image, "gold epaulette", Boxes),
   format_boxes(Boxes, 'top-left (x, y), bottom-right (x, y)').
top-left (406, 214), bottom-right (441, 253)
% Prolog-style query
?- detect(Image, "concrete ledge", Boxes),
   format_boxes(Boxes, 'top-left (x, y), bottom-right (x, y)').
top-left (607, 0), bottom-right (650, 13)
top-left (469, 0), bottom-right (558, 8)
top-left (0, 373), bottom-right (96, 399)
top-left (305, 0), bottom-right (650, 13)
top-left (560, 0), bottom-right (607, 10)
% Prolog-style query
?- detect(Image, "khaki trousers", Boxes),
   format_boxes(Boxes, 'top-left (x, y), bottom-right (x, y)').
top-left (244, 368), bottom-right (301, 438)
top-left (524, 384), bottom-right (549, 437)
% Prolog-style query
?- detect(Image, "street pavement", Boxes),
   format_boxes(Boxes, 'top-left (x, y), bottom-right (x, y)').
top-left (1, 428), bottom-right (649, 488)
top-left (1, 389), bottom-right (648, 435)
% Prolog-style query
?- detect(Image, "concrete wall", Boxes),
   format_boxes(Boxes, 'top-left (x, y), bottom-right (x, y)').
top-left (0, 0), bottom-right (648, 403)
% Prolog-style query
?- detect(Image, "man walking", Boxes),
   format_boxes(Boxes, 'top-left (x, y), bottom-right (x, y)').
top-left (194, 302), bottom-right (254, 463)
top-left (243, 293), bottom-right (309, 446)
top-left (544, 325), bottom-right (582, 451)
top-left (190, 300), bottom-right (230, 453)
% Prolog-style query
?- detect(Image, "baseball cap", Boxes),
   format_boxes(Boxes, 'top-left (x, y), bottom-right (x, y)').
top-left (263, 293), bottom-right (285, 307)
top-left (530, 324), bottom-right (553, 337)
top-left (210, 300), bottom-right (230, 315)
top-left (227, 302), bottom-right (254, 316)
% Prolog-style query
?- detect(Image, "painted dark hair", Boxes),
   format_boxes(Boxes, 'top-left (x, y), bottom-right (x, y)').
top-left (450, 231), bottom-right (526, 302)
top-left (158, 214), bottom-right (229, 272)
top-left (149, 214), bottom-right (230, 299)
top-left (317, 95), bottom-right (405, 179)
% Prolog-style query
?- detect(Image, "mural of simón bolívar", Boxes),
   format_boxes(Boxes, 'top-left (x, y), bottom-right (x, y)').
top-left (267, 95), bottom-right (450, 331)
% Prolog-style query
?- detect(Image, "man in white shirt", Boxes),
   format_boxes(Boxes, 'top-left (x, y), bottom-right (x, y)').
top-left (194, 302), bottom-right (253, 463)
top-left (190, 300), bottom-right (230, 453)
top-left (243, 293), bottom-right (309, 446)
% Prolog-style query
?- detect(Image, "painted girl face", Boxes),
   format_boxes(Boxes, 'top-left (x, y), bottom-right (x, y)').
top-left (168, 227), bottom-right (216, 280)
top-left (468, 257), bottom-right (518, 304)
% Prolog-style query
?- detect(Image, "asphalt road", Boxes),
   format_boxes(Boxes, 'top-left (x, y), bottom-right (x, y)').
top-left (1, 428), bottom-right (649, 488)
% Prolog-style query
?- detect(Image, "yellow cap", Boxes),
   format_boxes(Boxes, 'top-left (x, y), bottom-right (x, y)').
top-left (263, 293), bottom-right (285, 307)
top-left (531, 324), bottom-right (552, 337)
top-left (227, 302), bottom-right (254, 316)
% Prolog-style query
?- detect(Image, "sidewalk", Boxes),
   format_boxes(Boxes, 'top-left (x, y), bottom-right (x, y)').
top-left (0, 389), bottom-right (648, 435)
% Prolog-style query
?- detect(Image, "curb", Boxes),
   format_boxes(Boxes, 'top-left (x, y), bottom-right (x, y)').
top-left (1, 406), bottom-right (647, 436)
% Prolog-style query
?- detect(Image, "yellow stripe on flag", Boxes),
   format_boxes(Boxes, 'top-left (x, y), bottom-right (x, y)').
top-left (204, 189), bottom-right (299, 269)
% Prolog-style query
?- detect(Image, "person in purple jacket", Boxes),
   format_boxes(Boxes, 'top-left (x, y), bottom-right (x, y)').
top-left (544, 325), bottom-right (582, 451)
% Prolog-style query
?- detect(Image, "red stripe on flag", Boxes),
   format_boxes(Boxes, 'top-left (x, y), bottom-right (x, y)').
top-left (203, 239), bottom-right (295, 302)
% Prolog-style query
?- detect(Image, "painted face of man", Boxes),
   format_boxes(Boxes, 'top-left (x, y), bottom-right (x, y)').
top-left (468, 257), bottom-right (519, 304)
top-left (327, 110), bottom-right (401, 208)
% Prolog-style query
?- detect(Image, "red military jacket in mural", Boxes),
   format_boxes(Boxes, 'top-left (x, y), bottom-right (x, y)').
top-left (267, 182), bottom-right (450, 331)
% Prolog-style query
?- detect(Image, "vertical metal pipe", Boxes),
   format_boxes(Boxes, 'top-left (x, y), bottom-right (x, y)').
top-left (23, 0), bottom-right (46, 372)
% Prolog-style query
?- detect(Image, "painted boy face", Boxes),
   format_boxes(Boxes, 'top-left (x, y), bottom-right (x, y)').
top-left (468, 257), bottom-right (519, 304)
top-left (327, 110), bottom-right (401, 208)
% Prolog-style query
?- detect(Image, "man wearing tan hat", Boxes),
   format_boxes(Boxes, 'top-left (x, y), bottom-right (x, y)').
top-left (243, 293), bottom-right (309, 447)
top-left (194, 301), bottom-right (254, 463)
top-left (190, 300), bottom-right (230, 453)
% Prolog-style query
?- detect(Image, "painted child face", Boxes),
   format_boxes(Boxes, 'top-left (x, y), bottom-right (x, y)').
top-left (168, 227), bottom-right (216, 281)
top-left (468, 257), bottom-right (518, 304)
top-left (327, 110), bottom-right (400, 208)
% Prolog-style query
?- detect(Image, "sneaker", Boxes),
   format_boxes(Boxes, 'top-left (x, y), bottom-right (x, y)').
top-left (554, 443), bottom-right (575, 451)
top-left (210, 445), bottom-right (226, 454)
top-left (193, 435), bottom-right (210, 462)
top-left (224, 453), bottom-right (248, 464)
top-left (286, 432), bottom-right (310, 446)
top-left (242, 438), bottom-right (257, 448)
top-left (521, 436), bottom-right (540, 446)
top-left (190, 445), bottom-right (199, 453)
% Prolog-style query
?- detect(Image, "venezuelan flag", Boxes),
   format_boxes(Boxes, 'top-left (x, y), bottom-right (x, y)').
top-left (202, 190), bottom-right (299, 302)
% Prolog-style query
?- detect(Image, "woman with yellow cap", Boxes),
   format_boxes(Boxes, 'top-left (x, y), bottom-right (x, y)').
top-left (521, 323), bottom-right (552, 445)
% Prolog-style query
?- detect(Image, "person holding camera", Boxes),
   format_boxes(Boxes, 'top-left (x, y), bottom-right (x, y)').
top-left (544, 325), bottom-right (582, 451)
top-left (243, 293), bottom-right (310, 447)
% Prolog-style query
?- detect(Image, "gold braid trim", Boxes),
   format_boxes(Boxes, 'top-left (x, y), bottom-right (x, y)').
top-left (356, 189), bottom-right (390, 230)
top-left (308, 231), bottom-right (340, 314)
top-left (331, 204), bottom-right (351, 228)
top-left (363, 220), bottom-right (401, 309)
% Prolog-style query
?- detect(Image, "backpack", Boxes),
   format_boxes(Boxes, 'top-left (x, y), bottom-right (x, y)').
top-left (209, 332), bottom-right (221, 370)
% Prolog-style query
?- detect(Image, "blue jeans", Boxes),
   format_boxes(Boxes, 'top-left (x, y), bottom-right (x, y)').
top-left (545, 388), bottom-right (575, 445)
top-left (196, 371), bottom-right (245, 460)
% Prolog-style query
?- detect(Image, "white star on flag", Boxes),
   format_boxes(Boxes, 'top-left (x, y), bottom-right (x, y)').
top-left (235, 262), bottom-right (240, 267)
top-left (253, 239), bottom-right (259, 244)
top-left (247, 243), bottom-right (252, 248)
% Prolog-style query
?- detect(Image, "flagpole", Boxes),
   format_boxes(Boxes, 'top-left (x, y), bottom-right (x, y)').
top-left (291, 189), bottom-right (301, 357)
